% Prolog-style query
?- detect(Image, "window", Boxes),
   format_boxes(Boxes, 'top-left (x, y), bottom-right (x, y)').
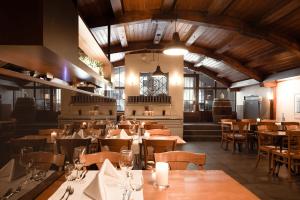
top-left (140, 73), bottom-right (168, 96)
top-left (184, 76), bottom-right (195, 112)
top-left (112, 66), bottom-right (125, 111)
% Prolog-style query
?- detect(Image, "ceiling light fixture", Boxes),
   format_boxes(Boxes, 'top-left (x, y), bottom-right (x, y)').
top-left (163, 20), bottom-right (188, 56)
top-left (152, 53), bottom-right (165, 78)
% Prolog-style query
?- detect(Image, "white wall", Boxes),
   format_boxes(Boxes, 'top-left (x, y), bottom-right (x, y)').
top-left (124, 53), bottom-right (184, 118)
top-left (276, 78), bottom-right (300, 122)
top-left (236, 85), bottom-right (272, 119)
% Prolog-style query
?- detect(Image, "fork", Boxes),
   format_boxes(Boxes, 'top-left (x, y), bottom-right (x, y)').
top-left (59, 186), bottom-right (71, 200)
top-left (65, 187), bottom-right (74, 200)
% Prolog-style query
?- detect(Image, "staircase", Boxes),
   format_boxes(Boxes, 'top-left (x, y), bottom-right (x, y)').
top-left (183, 123), bottom-right (221, 141)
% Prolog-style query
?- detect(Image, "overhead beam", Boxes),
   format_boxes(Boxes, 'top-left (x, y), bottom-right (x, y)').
top-left (161, 0), bottom-right (178, 11)
top-left (110, 0), bottom-right (123, 17)
top-left (116, 26), bottom-right (128, 47)
top-left (184, 61), bottom-right (231, 87)
top-left (103, 41), bottom-right (264, 81)
top-left (92, 11), bottom-right (300, 60)
top-left (153, 21), bottom-right (168, 44)
top-left (207, 0), bottom-right (234, 16)
top-left (112, 59), bottom-right (125, 67)
top-left (185, 26), bottom-right (206, 46)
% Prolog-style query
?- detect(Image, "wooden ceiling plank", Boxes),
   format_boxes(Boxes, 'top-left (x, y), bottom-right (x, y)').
top-left (153, 21), bottom-right (169, 44)
top-left (161, 0), bottom-right (178, 11)
top-left (103, 41), bottom-right (263, 81)
top-left (259, 0), bottom-right (300, 25)
top-left (185, 26), bottom-right (206, 46)
top-left (215, 33), bottom-right (240, 54)
top-left (207, 0), bottom-right (235, 16)
top-left (184, 61), bottom-right (231, 87)
top-left (116, 26), bottom-right (128, 47)
top-left (110, 0), bottom-right (124, 17)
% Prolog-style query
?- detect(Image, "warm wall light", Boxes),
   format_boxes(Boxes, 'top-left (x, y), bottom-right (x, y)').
top-left (128, 73), bottom-right (137, 86)
top-left (170, 71), bottom-right (181, 86)
top-left (267, 92), bottom-right (273, 100)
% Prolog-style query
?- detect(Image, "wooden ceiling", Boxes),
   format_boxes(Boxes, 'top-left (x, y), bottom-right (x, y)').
top-left (78, 0), bottom-right (300, 85)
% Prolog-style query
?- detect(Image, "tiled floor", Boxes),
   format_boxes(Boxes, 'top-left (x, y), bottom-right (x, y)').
top-left (177, 141), bottom-right (300, 200)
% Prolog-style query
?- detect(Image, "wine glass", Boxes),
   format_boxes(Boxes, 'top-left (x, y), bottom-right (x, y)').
top-left (64, 161), bottom-right (75, 181)
top-left (19, 147), bottom-right (33, 184)
top-left (73, 147), bottom-right (86, 179)
top-left (119, 150), bottom-right (133, 176)
top-left (130, 173), bottom-right (144, 191)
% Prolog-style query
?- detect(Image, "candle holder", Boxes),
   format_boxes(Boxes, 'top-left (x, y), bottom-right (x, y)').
top-left (153, 162), bottom-right (169, 189)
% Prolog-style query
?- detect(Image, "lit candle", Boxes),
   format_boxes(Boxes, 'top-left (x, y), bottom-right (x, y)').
top-left (50, 131), bottom-right (57, 142)
top-left (144, 131), bottom-right (150, 138)
top-left (155, 162), bottom-right (169, 187)
top-left (256, 118), bottom-right (261, 122)
top-left (141, 122), bottom-right (145, 128)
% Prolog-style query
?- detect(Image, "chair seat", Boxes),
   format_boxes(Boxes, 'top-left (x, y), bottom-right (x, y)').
top-left (259, 145), bottom-right (276, 152)
top-left (272, 149), bottom-right (300, 159)
top-left (227, 134), bottom-right (246, 140)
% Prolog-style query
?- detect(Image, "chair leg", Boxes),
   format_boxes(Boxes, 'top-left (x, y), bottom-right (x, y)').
top-left (268, 152), bottom-right (272, 173)
top-left (255, 152), bottom-right (261, 168)
top-left (232, 141), bottom-right (235, 153)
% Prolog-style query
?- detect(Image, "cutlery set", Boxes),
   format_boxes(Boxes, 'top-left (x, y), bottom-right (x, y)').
top-left (1, 186), bottom-right (22, 200)
top-left (59, 186), bottom-right (74, 200)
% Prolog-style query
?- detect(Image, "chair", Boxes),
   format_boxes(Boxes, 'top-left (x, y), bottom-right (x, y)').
top-left (255, 122), bottom-right (278, 171)
top-left (154, 151), bottom-right (206, 170)
top-left (80, 151), bottom-right (121, 169)
top-left (118, 124), bottom-right (131, 129)
top-left (282, 122), bottom-right (300, 131)
top-left (220, 119), bottom-right (236, 149)
top-left (146, 129), bottom-right (171, 136)
top-left (225, 122), bottom-right (249, 153)
top-left (142, 139), bottom-right (176, 168)
top-left (261, 119), bottom-right (277, 123)
top-left (108, 129), bottom-right (131, 136)
top-left (56, 139), bottom-right (91, 163)
top-left (28, 152), bottom-right (65, 171)
top-left (144, 124), bottom-right (165, 130)
top-left (272, 131), bottom-right (300, 176)
top-left (99, 139), bottom-right (132, 152)
top-left (10, 138), bottom-right (47, 154)
top-left (241, 119), bottom-right (258, 150)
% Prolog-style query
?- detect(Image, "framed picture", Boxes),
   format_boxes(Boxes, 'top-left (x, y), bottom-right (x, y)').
top-left (295, 94), bottom-right (300, 118)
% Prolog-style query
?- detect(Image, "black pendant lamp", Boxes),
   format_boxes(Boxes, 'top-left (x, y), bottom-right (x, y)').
top-left (152, 53), bottom-right (165, 78)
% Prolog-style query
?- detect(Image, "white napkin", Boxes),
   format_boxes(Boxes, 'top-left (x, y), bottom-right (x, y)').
top-left (120, 129), bottom-right (130, 139)
top-left (0, 159), bottom-right (26, 182)
top-left (72, 129), bottom-right (84, 139)
top-left (84, 159), bottom-right (122, 200)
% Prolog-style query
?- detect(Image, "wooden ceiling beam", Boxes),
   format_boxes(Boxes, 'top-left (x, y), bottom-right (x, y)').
top-left (110, 0), bottom-right (124, 17)
top-left (103, 41), bottom-right (263, 81)
top-left (215, 33), bottom-right (240, 54)
top-left (116, 26), bottom-right (128, 47)
top-left (184, 61), bottom-right (231, 87)
top-left (207, 0), bottom-right (235, 16)
top-left (92, 10), bottom-right (300, 60)
top-left (112, 59), bottom-right (125, 67)
top-left (161, 0), bottom-right (178, 12)
top-left (153, 21), bottom-right (168, 44)
top-left (185, 26), bottom-right (206, 46)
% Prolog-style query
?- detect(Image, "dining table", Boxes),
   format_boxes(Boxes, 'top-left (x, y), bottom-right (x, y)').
top-left (36, 170), bottom-right (259, 200)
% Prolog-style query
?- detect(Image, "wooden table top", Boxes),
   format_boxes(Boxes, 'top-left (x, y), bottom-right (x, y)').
top-left (147, 135), bottom-right (186, 144)
top-left (36, 170), bottom-right (258, 200)
top-left (256, 131), bottom-right (287, 136)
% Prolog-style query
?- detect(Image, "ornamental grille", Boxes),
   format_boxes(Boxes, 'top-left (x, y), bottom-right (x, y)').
top-left (139, 73), bottom-right (168, 96)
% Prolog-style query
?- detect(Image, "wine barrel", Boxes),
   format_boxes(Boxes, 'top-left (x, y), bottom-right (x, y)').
top-left (212, 98), bottom-right (232, 123)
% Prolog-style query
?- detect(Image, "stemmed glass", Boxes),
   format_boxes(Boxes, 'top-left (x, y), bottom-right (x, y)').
top-left (129, 173), bottom-right (144, 199)
top-left (119, 150), bottom-right (134, 200)
top-left (19, 147), bottom-right (33, 185)
top-left (73, 147), bottom-right (86, 179)
top-left (64, 161), bottom-right (75, 181)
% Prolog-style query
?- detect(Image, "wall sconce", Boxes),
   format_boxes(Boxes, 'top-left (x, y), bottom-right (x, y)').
top-left (171, 72), bottom-right (181, 86)
top-left (128, 73), bottom-right (137, 86)
top-left (267, 92), bottom-right (273, 100)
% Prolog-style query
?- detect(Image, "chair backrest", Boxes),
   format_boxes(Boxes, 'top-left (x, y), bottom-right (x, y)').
top-left (80, 151), bottom-right (121, 169)
top-left (93, 124), bottom-right (106, 130)
top-left (10, 138), bottom-right (47, 154)
top-left (282, 122), bottom-right (300, 131)
top-left (241, 119), bottom-right (256, 124)
top-left (144, 124), bottom-right (165, 130)
top-left (287, 131), bottom-right (300, 154)
top-left (27, 152), bottom-right (65, 171)
top-left (257, 122), bottom-right (278, 131)
top-left (146, 129), bottom-right (171, 136)
top-left (56, 139), bottom-right (91, 163)
top-left (232, 122), bottom-right (249, 135)
top-left (221, 119), bottom-right (236, 132)
top-left (154, 151), bottom-right (206, 170)
top-left (99, 139), bottom-right (132, 152)
top-left (142, 139), bottom-right (176, 165)
top-left (118, 124), bottom-right (131, 129)
top-left (108, 129), bottom-right (131, 136)
top-left (261, 119), bottom-right (276, 123)
top-left (221, 119), bottom-right (236, 123)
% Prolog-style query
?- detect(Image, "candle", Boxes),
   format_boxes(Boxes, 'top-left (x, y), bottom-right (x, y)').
top-left (155, 162), bottom-right (169, 187)
top-left (50, 131), bottom-right (57, 142)
top-left (141, 122), bottom-right (145, 128)
top-left (144, 131), bottom-right (150, 138)
top-left (256, 118), bottom-right (261, 122)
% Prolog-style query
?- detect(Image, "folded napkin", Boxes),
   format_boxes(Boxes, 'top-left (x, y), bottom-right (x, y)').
top-left (72, 129), bottom-right (84, 139)
top-left (0, 159), bottom-right (26, 182)
top-left (84, 159), bottom-right (122, 200)
top-left (120, 129), bottom-right (130, 139)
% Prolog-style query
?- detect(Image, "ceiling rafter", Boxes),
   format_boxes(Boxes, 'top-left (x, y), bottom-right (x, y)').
top-left (185, 26), bottom-right (206, 46)
top-left (110, 0), bottom-right (124, 17)
top-left (215, 33), bottom-right (241, 54)
top-left (102, 41), bottom-right (263, 81)
top-left (116, 26), bottom-right (128, 47)
top-left (207, 0), bottom-right (235, 16)
top-left (184, 61), bottom-right (231, 87)
top-left (153, 21), bottom-right (169, 44)
top-left (161, 0), bottom-right (178, 12)
top-left (92, 10), bottom-right (300, 60)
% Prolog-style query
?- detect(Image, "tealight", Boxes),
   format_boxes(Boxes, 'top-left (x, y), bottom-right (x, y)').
top-left (144, 131), bottom-right (150, 138)
top-left (50, 131), bottom-right (57, 142)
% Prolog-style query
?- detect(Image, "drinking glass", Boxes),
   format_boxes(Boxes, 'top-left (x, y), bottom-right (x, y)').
top-left (73, 147), bottom-right (86, 179)
top-left (119, 149), bottom-right (134, 174)
top-left (64, 161), bottom-right (75, 181)
top-left (19, 147), bottom-right (33, 184)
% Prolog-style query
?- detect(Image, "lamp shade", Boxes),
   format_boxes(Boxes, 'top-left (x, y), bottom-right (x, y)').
top-left (152, 65), bottom-right (165, 77)
top-left (163, 32), bottom-right (188, 56)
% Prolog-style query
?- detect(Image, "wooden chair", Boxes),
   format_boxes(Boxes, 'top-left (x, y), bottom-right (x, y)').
top-left (80, 151), bottom-right (121, 169)
top-left (10, 138), bottom-right (47, 154)
top-left (225, 122), bottom-right (249, 153)
top-left (220, 119), bottom-right (236, 149)
top-left (261, 119), bottom-right (277, 123)
top-left (272, 131), bottom-right (300, 176)
top-left (255, 122), bottom-right (278, 171)
top-left (142, 139), bottom-right (176, 168)
top-left (241, 119), bottom-right (258, 150)
top-left (28, 152), bottom-right (65, 171)
top-left (99, 139), bottom-right (132, 152)
top-left (154, 151), bottom-right (206, 170)
top-left (108, 129), bottom-right (131, 136)
top-left (118, 124), bottom-right (131, 129)
top-left (282, 122), bottom-right (300, 131)
top-left (144, 124), bottom-right (165, 130)
top-left (146, 129), bottom-right (171, 136)
top-left (56, 139), bottom-right (91, 163)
